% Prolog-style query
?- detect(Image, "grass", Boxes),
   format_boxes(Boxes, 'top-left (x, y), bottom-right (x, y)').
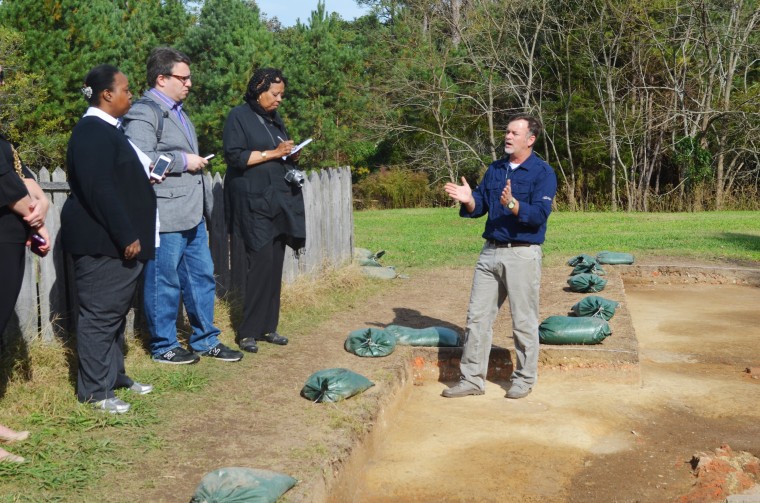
top-left (0, 265), bottom-right (381, 502)
top-left (1, 209), bottom-right (757, 500)
top-left (354, 208), bottom-right (760, 268)
top-left (0, 334), bottom-right (210, 502)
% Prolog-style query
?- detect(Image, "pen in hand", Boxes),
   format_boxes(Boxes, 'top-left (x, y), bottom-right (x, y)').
top-left (277, 136), bottom-right (294, 159)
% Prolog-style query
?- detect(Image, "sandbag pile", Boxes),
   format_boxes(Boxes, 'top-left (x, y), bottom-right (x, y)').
top-left (539, 254), bottom-right (626, 345)
top-left (566, 253), bottom-right (612, 292)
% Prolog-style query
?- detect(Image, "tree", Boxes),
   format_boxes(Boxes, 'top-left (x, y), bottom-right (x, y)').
top-left (180, 0), bottom-right (277, 161)
top-left (0, 0), bottom-right (191, 168)
top-left (0, 25), bottom-right (52, 168)
top-left (280, 1), bottom-right (372, 169)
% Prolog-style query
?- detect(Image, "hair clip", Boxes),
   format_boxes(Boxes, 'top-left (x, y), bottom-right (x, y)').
top-left (81, 86), bottom-right (93, 99)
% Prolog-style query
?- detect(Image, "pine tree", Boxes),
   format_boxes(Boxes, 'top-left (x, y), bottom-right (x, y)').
top-left (280, 1), bottom-right (373, 170)
top-left (179, 0), bottom-right (278, 162)
top-left (0, 0), bottom-right (191, 168)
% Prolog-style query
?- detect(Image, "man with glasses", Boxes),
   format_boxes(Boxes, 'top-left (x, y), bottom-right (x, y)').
top-left (124, 47), bottom-right (243, 365)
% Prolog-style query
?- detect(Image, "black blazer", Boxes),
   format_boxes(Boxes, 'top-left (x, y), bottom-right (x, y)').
top-left (61, 116), bottom-right (156, 260)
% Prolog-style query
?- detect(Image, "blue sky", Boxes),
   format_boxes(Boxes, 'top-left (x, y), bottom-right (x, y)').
top-left (255, 0), bottom-right (372, 27)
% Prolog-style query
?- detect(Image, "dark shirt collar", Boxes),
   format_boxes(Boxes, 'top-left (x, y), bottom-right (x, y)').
top-left (495, 151), bottom-right (541, 170)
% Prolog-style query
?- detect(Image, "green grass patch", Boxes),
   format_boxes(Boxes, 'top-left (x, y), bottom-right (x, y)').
top-left (278, 265), bottom-right (385, 336)
top-left (0, 266), bottom-right (381, 501)
top-left (354, 208), bottom-right (760, 267)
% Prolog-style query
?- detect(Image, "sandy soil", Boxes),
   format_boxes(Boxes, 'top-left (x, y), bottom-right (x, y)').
top-left (352, 279), bottom-right (760, 502)
top-left (101, 262), bottom-right (760, 502)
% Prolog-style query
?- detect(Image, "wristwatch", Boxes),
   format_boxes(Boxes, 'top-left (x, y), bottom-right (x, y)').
top-left (508, 198), bottom-right (516, 210)
top-left (261, 151), bottom-right (268, 159)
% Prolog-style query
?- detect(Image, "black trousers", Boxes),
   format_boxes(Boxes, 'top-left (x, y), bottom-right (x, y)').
top-left (0, 242), bottom-right (25, 341)
top-left (239, 236), bottom-right (286, 340)
top-left (73, 255), bottom-right (141, 403)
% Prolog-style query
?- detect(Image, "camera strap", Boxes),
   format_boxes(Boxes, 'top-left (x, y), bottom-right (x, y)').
top-left (254, 113), bottom-right (294, 172)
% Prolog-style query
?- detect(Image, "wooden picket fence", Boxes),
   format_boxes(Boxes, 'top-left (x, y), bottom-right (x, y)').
top-left (4, 167), bottom-right (354, 344)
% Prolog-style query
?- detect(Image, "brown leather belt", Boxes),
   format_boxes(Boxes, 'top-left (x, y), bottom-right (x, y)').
top-left (486, 239), bottom-right (534, 248)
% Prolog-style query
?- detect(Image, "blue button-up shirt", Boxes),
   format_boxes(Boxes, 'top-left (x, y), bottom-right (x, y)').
top-left (149, 88), bottom-right (191, 171)
top-left (461, 151), bottom-right (557, 244)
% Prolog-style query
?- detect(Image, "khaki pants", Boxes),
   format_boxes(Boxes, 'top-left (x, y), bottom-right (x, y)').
top-left (459, 242), bottom-right (543, 391)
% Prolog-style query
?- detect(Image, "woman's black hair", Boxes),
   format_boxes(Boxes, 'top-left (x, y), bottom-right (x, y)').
top-left (244, 68), bottom-right (288, 106)
top-left (82, 64), bottom-right (120, 106)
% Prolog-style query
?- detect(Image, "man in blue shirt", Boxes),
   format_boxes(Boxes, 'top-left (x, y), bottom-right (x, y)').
top-left (443, 114), bottom-right (557, 399)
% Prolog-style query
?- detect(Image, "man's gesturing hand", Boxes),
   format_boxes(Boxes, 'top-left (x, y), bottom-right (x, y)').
top-left (444, 177), bottom-right (473, 204)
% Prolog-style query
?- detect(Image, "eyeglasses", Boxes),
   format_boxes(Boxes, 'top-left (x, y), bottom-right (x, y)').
top-left (166, 74), bottom-right (192, 85)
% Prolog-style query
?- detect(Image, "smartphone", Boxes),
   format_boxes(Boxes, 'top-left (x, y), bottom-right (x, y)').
top-left (30, 233), bottom-right (47, 257)
top-left (150, 154), bottom-right (172, 180)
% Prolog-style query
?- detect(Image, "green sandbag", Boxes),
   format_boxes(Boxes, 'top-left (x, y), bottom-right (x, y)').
top-left (354, 248), bottom-right (386, 266)
top-left (361, 266), bottom-right (397, 279)
top-left (539, 315), bottom-right (611, 344)
top-left (566, 254), bottom-right (597, 267)
top-left (344, 328), bottom-right (397, 357)
top-left (596, 250), bottom-right (635, 265)
top-left (191, 467), bottom-right (297, 503)
top-left (571, 295), bottom-right (619, 321)
top-left (570, 261), bottom-right (606, 276)
top-left (301, 368), bottom-right (375, 403)
top-left (567, 273), bottom-right (608, 293)
top-left (385, 325), bottom-right (461, 347)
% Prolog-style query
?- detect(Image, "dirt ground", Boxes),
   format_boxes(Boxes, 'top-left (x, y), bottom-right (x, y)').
top-left (351, 269), bottom-right (760, 502)
top-left (110, 260), bottom-right (760, 502)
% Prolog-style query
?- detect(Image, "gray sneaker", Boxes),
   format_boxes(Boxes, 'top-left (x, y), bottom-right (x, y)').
top-left (506, 382), bottom-right (532, 399)
top-left (441, 379), bottom-right (484, 398)
top-left (129, 382), bottom-right (153, 395)
top-left (93, 397), bottom-right (130, 414)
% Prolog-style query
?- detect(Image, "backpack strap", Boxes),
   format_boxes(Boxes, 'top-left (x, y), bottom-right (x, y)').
top-left (133, 97), bottom-right (168, 142)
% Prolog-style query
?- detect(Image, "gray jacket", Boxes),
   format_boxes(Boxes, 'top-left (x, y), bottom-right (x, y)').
top-left (123, 91), bottom-right (212, 233)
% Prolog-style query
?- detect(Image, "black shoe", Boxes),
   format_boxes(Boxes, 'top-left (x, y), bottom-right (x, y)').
top-left (238, 337), bottom-right (259, 353)
top-left (195, 343), bottom-right (244, 362)
top-left (256, 332), bottom-right (288, 345)
top-left (152, 347), bottom-right (200, 365)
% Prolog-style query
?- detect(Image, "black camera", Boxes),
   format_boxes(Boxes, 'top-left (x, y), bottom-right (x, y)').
top-left (284, 168), bottom-right (305, 187)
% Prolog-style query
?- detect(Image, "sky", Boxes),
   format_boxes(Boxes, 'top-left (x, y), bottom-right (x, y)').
top-left (255, 0), bottom-right (372, 27)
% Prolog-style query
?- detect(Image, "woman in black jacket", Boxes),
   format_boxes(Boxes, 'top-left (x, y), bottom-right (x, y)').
top-left (61, 65), bottom-right (156, 414)
top-left (0, 132), bottom-right (49, 463)
top-left (223, 68), bottom-right (306, 354)
top-left (0, 135), bottom-right (50, 338)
